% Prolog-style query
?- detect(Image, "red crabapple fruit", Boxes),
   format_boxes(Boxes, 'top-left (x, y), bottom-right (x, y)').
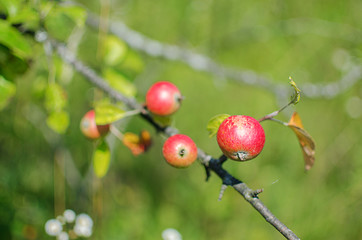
top-left (162, 134), bottom-right (198, 168)
top-left (146, 81), bottom-right (182, 116)
top-left (217, 115), bottom-right (265, 161)
top-left (80, 110), bottom-right (110, 139)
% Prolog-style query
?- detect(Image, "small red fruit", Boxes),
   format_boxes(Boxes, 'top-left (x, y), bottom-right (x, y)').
top-left (146, 81), bottom-right (182, 116)
top-left (80, 110), bottom-right (110, 139)
top-left (162, 134), bottom-right (198, 168)
top-left (217, 115), bottom-right (265, 161)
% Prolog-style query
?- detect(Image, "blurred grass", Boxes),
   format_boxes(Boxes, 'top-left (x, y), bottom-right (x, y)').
top-left (1, 0), bottom-right (362, 239)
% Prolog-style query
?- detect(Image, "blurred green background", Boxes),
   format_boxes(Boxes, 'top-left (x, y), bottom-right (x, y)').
top-left (0, 0), bottom-right (362, 239)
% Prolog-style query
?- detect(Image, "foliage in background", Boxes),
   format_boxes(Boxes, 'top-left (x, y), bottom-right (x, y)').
top-left (0, 0), bottom-right (362, 239)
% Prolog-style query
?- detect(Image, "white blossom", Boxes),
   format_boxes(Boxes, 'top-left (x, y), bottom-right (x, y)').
top-left (45, 219), bottom-right (63, 236)
top-left (76, 213), bottom-right (93, 228)
top-left (74, 213), bottom-right (93, 237)
top-left (63, 209), bottom-right (76, 223)
top-left (74, 224), bottom-right (92, 237)
top-left (57, 231), bottom-right (69, 240)
top-left (162, 228), bottom-right (182, 240)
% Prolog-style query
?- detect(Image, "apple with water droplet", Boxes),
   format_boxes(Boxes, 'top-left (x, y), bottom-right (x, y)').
top-left (217, 115), bottom-right (265, 161)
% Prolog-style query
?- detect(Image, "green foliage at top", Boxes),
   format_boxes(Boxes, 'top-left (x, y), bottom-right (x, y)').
top-left (0, 19), bottom-right (32, 59)
top-left (0, 0), bottom-right (22, 17)
top-left (43, 4), bottom-right (86, 41)
top-left (0, 0), bottom-right (39, 30)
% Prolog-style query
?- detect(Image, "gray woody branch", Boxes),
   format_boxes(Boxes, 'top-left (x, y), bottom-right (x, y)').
top-left (86, 14), bottom-right (362, 100)
top-left (49, 37), bottom-right (300, 240)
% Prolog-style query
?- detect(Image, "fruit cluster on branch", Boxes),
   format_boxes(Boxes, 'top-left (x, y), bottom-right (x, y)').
top-left (53, 39), bottom-right (302, 240)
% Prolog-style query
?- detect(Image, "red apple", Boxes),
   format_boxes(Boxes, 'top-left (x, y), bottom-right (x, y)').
top-left (217, 115), bottom-right (265, 161)
top-left (162, 134), bottom-right (198, 168)
top-left (80, 110), bottom-right (110, 139)
top-left (146, 81), bottom-right (182, 116)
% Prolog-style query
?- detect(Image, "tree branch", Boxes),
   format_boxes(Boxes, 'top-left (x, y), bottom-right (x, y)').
top-left (50, 38), bottom-right (300, 240)
top-left (85, 13), bottom-right (362, 100)
top-left (232, 183), bottom-right (299, 239)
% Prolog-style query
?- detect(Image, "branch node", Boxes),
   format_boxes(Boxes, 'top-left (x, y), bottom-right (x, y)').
top-left (251, 188), bottom-right (264, 198)
top-left (218, 184), bottom-right (228, 201)
top-left (204, 165), bottom-right (211, 182)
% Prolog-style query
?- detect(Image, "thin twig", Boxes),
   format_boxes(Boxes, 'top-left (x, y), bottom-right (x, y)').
top-left (218, 184), bottom-right (228, 201)
top-left (258, 102), bottom-right (293, 122)
top-left (109, 125), bottom-right (124, 141)
top-left (233, 183), bottom-right (300, 240)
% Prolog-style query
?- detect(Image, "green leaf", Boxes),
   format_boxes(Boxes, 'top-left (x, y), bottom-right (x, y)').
top-left (32, 76), bottom-right (48, 99)
top-left (45, 83), bottom-right (67, 112)
top-left (0, 75), bottom-right (16, 110)
top-left (103, 68), bottom-right (137, 97)
top-left (207, 114), bottom-right (230, 137)
top-left (95, 102), bottom-right (126, 125)
top-left (7, 7), bottom-right (39, 30)
top-left (103, 35), bottom-right (128, 66)
top-left (53, 56), bottom-right (75, 84)
top-left (152, 114), bottom-right (173, 127)
top-left (0, 0), bottom-right (21, 16)
top-left (289, 76), bottom-right (301, 105)
top-left (59, 6), bottom-right (87, 27)
top-left (1, 0), bottom-right (39, 30)
top-left (0, 46), bottom-right (29, 79)
top-left (44, 5), bottom-right (86, 41)
top-left (44, 13), bottom-right (74, 41)
top-left (0, 19), bottom-right (32, 59)
top-left (62, 6), bottom-right (87, 27)
top-left (46, 110), bottom-right (69, 134)
top-left (120, 50), bottom-right (144, 75)
top-left (93, 139), bottom-right (111, 178)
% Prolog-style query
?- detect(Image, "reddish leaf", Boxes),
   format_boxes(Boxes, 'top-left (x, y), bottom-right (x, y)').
top-left (288, 112), bottom-right (316, 171)
top-left (139, 130), bottom-right (152, 150)
top-left (122, 130), bottom-right (152, 156)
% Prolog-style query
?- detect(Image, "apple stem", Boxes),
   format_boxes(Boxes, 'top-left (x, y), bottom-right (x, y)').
top-left (109, 125), bottom-right (124, 141)
top-left (178, 95), bottom-right (185, 102)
